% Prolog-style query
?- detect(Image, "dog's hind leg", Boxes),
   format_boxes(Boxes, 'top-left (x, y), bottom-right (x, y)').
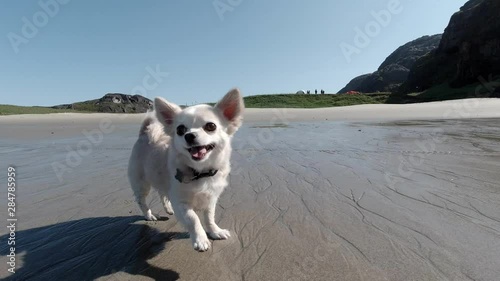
top-left (158, 188), bottom-right (174, 215)
top-left (131, 180), bottom-right (157, 221)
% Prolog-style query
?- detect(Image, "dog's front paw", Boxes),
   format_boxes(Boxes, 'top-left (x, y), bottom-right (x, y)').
top-left (165, 202), bottom-right (174, 215)
top-left (145, 210), bottom-right (158, 221)
top-left (208, 229), bottom-right (231, 240)
top-left (193, 236), bottom-right (211, 252)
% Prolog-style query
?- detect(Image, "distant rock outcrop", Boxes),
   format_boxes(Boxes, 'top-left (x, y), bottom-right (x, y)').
top-left (398, 0), bottom-right (500, 94)
top-left (52, 93), bottom-right (153, 113)
top-left (338, 34), bottom-right (442, 93)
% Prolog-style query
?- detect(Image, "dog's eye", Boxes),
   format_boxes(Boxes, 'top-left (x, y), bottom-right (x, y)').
top-left (204, 122), bottom-right (217, 132)
top-left (176, 125), bottom-right (187, 136)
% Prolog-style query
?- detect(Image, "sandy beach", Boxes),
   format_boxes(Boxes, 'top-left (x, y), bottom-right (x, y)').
top-left (1, 99), bottom-right (500, 281)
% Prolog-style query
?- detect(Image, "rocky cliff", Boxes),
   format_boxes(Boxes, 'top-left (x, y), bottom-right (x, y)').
top-left (338, 34), bottom-right (442, 93)
top-left (398, 0), bottom-right (500, 94)
top-left (53, 93), bottom-right (153, 113)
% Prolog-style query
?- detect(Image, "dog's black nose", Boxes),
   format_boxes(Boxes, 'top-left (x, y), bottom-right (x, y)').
top-left (184, 133), bottom-right (196, 144)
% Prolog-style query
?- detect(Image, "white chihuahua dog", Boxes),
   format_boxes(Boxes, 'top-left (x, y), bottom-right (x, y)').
top-left (128, 88), bottom-right (244, 251)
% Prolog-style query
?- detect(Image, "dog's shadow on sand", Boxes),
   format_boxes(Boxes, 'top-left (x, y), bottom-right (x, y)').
top-left (0, 216), bottom-right (184, 281)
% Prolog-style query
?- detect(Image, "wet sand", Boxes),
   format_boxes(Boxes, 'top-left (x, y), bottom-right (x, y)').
top-left (1, 99), bottom-right (500, 280)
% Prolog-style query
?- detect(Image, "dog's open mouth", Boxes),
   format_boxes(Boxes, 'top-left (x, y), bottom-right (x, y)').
top-left (187, 144), bottom-right (215, 161)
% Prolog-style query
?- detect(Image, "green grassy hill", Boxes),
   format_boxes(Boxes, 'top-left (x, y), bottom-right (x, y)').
top-left (0, 105), bottom-right (85, 115)
top-left (243, 93), bottom-right (390, 108)
top-left (0, 93), bottom-right (392, 115)
top-left (388, 80), bottom-right (500, 103)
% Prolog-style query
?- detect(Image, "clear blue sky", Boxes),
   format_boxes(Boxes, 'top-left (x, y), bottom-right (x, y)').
top-left (0, 0), bottom-right (467, 106)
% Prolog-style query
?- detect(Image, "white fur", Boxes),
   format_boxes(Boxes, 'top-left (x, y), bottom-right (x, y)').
top-left (128, 88), bottom-right (244, 252)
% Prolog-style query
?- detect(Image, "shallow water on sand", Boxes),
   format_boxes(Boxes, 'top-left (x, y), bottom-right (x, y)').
top-left (1, 119), bottom-right (499, 280)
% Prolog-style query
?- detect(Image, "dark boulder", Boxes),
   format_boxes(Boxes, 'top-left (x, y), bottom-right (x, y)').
top-left (52, 94), bottom-right (153, 113)
top-left (338, 34), bottom-right (442, 93)
top-left (399, 0), bottom-right (500, 94)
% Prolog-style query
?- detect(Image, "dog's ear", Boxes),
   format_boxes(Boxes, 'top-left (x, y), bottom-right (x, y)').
top-left (215, 88), bottom-right (245, 135)
top-left (154, 97), bottom-right (182, 132)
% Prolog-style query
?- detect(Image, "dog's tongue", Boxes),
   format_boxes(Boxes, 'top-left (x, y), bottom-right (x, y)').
top-left (191, 147), bottom-right (207, 159)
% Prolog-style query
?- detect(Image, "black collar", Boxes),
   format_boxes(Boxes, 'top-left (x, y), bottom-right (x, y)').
top-left (175, 167), bottom-right (218, 183)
